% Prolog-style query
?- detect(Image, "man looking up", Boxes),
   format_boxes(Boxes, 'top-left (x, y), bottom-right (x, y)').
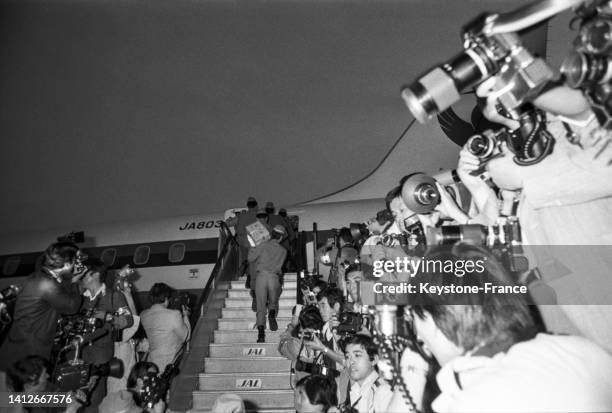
top-left (0, 242), bottom-right (82, 370)
top-left (248, 225), bottom-right (287, 343)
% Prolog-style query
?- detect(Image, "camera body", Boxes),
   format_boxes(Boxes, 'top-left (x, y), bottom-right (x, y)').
top-left (562, 0), bottom-right (612, 128)
top-left (56, 309), bottom-right (104, 348)
top-left (425, 218), bottom-right (528, 273)
top-left (404, 13), bottom-right (554, 123)
top-left (294, 360), bottom-right (339, 378)
top-left (301, 330), bottom-right (321, 341)
top-left (54, 358), bottom-right (123, 392)
top-left (168, 292), bottom-right (193, 312)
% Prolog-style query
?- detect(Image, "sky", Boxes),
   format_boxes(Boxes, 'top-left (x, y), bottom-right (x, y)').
top-left (0, 0), bottom-right (543, 236)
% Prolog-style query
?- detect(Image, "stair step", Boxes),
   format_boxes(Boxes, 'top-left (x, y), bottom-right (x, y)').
top-left (225, 297), bottom-right (296, 307)
top-left (227, 289), bottom-right (297, 299)
top-left (218, 317), bottom-right (293, 330)
top-left (237, 272), bottom-right (297, 282)
top-left (221, 307), bottom-right (294, 318)
top-left (192, 389), bottom-right (294, 411)
top-left (231, 280), bottom-right (298, 290)
top-left (204, 357), bottom-right (291, 373)
top-left (189, 409), bottom-right (295, 413)
top-left (209, 342), bottom-right (283, 358)
top-left (199, 372), bottom-right (291, 390)
top-left (214, 329), bottom-right (284, 344)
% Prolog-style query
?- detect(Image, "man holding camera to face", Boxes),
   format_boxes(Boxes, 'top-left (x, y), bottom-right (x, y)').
top-left (0, 242), bottom-right (83, 371)
top-left (76, 257), bottom-right (133, 412)
top-left (385, 245), bottom-right (612, 413)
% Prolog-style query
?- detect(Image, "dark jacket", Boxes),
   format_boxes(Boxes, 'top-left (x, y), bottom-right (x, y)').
top-left (80, 285), bottom-right (133, 365)
top-left (0, 269), bottom-right (81, 369)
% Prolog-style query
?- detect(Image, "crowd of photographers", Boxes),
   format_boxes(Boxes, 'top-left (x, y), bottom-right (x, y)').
top-left (282, 2), bottom-right (612, 412)
top-left (0, 242), bottom-right (192, 413)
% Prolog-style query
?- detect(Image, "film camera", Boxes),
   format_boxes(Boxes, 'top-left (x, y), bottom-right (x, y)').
top-left (561, 0), bottom-right (612, 128)
top-left (54, 356), bottom-right (124, 393)
top-left (294, 359), bottom-right (340, 378)
top-left (466, 108), bottom-right (554, 165)
top-left (299, 271), bottom-right (322, 306)
top-left (55, 309), bottom-right (104, 349)
top-left (0, 285), bottom-right (21, 325)
top-left (301, 329), bottom-right (321, 341)
top-left (113, 264), bottom-right (135, 292)
top-left (136, 364), bottom-right (179, 409)
top-left (168, 291), bottom-right (193, 313)
top-left (403, 10), bottom-right (553, 124)
top-left (425, 218), bottom-right (529, 273)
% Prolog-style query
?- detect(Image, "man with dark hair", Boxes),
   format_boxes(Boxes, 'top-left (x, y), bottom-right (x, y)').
top-left (140, 283), bottom-right (190, 373)
top-left (78, 257), bottom-right (133, 411)
top-left (248, 225), bottom-right (287, 343)
top-left (0, 242), bottom-right (82, 370)
top-left (304, 288), bottom-right (345, 371)
top-left (387, 243), bottom-right (612, 412)
top-left (6, 355), bottom-right (82, 413)
top-left (342, 334), bottom-right (392, 413)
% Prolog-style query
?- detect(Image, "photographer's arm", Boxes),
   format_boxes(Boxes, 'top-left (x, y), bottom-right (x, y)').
top-left (522, 137), bottom-right (612, 208)
top-left (111, 292), bottom-right (134, 330)
top-left (40, 278), bottom-right (82, 315)
top-left (302, 335), bottom-right (345, 367)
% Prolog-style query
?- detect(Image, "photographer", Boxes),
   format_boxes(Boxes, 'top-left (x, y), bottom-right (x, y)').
top-left (387, 244), bottom-right (612, 413)
top-left (140, 283), bottom-right (191, 373)
top-left (340, 334), bottom-right (392, 413)
top-left (6, 355), bottom-right (82, 413)
top-left (278, 305), bottom-right (324, 384)
top-left (99, 362), bottom-right (164, 413)
top-left (77, 258), bottom-right (133, 411)
top-left (0, 242), bottom-right (82, 370)
top-left (359, 210), bottom-right (394, 267)
top-left (471, 78), bottom-right (612, 353)
top-left (304, 288), bottom-right (345, 372)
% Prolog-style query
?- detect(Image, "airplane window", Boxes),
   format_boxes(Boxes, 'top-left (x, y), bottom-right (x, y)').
top-left (168, 243), bottom-right (185, 263)
top-left (101, 248), bottom-right (117, 267)
top-left (134, 245), bottom-right (150, 265)
top-left (2, 256), bottom-right (20, 276)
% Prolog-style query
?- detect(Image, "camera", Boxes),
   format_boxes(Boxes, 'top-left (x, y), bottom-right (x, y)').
top-left (425, 218), bottom-right (528, 273)
top-left (114, 265), bottom-right (135, 292)
top-left (401, 173), bottom-right (440, 214)
top-left (168, 292), bottom-right (193, 312)
top-left (55, 309), bottom-right (104, 348)
top-left (57, 231), bottom-right (85, 244)
top-left (561, 0), bottom-right (612, 128)
top-left (301, 330), bottom-right (321, 341)
top-left (337, 311), bottom-right (364, 337)
top-left (54, 357), bottom-right (123, 392)
top-left (379, 233), bottom-right (411, 248)
top-left (294, 360), bottom-right (339, 379)
top-left (137, 363), bottom-right (179, 409)
top-left (403, 12), bottom-right (553, 123)
top-left (0, 285), bottom-right (21, 324)
top-left (466, 108), bottom-right (554, 165)
top-left (349, 222), bottom-right (369, 243)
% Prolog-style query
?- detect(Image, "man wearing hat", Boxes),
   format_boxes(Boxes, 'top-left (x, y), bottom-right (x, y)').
top-left (266, 202), bottom-right (295, 265)
top-left (247, 225), bottom-right (287, 343)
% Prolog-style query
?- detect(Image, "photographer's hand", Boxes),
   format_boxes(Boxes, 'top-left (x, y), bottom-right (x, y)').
top-left (476, 78), bottom-right (520, 130)
top-left (302, 333), bottom-right (325, 353)
top-left (434, 183), bottom-right (469, 224)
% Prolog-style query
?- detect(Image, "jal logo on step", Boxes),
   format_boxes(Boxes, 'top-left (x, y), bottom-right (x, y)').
top-left (243, 347), bottom-right (265, 356)
top-left (236, 378), bottom-right (262, 389)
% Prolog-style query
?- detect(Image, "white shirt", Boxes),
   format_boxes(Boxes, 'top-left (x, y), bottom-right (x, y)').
top-left (348, 371), bottom-right (392, 413)
top-left (433, 334), bottom-right (612, 413)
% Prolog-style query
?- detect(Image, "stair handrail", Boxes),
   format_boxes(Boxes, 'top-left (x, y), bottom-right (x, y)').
top-left (190, 221), bottom-right (238, 327)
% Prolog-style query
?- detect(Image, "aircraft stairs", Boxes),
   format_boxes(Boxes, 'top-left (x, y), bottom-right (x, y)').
top-left (185, 273), bottom-right (298, 413)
